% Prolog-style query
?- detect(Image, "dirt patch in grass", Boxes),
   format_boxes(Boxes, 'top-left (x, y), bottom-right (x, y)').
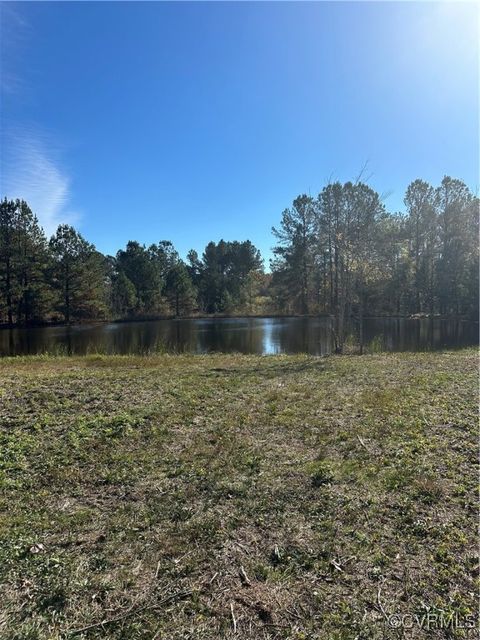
top-left (0, 350), bottom-right (478, 638)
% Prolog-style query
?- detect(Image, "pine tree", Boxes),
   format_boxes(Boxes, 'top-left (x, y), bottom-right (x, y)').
top-left (0, 199), bottom-right (53, 325)
top-left (271, 195), bottom-right (316, 314)
top-left (49, 225), bottom-right (107, 323)
top-left (0, 198), bottom-right (19, 325)
top-left (165, 261), bottom-right (196, 316)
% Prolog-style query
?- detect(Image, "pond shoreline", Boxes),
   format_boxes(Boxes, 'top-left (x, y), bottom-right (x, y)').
top-left (0, 315), bottom-right (478, 357)
top-left (0, 312), bottom-right (477, 331)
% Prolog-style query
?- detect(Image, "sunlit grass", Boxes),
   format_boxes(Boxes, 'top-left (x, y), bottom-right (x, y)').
top-left (0, 350), bottom-right (477, 638)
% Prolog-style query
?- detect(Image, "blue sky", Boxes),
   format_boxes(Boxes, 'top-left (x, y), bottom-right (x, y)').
top-left (1, 1), bottom-right (478, 265)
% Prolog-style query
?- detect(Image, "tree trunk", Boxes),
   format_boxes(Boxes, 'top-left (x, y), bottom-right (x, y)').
top-left (359, 297), bottom-right (364, 355)
top-left (6, 257), bottom-right (13, 326)
top-left (65, 264), bottom-right (70, 324)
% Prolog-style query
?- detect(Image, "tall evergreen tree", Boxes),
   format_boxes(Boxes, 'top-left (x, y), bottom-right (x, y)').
top-left (197, 240), bottom-right (263, 313)
top-left (110, 268), bottom-right (136, 318)
top-left (116, 241), bottom-right (161, 314)
top-left (435, 177), bottom-right (475, 315)
top-left (165, 261), bottom-right (196, 316)
top-left (0, 199), bottom-right (53, 325)
top-left (49, 225), bottom-right (107, 323)
top-left (0, 198), bottom-right (20, 325)
top-left (404, 180), bottom-right (437, 313)
top-left (15, 201), bottom-right (54, 323)
top-left (271, 195), bottom-right (316, 314)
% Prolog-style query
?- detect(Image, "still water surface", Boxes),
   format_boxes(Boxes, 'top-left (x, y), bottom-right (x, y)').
top-left (0, 317), bottom-right (477, 356)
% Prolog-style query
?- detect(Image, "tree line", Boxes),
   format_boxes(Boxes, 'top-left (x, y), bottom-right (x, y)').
top-left (0, 175), bottom-right (478, 331)
top-left (271, 176), bottom-right (478, 349)
top-left (0, 200), bottom-right (267, 325)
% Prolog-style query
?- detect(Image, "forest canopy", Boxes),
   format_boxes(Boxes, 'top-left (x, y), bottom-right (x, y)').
top-left (0, 175), bottom-right (478, 327)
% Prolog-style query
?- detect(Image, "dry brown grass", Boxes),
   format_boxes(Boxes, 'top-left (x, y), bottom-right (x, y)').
top-left (0, 350), bottom-right (478, 638)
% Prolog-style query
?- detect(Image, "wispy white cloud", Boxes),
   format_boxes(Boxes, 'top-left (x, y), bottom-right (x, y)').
top-left (0, 3), bottom-right (31, 97)
top-left (1, 7), bottom-right (80, 237)
top-left (1, 130), bottom-right (81, 237)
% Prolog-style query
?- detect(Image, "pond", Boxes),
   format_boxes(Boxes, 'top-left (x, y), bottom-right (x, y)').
top-left (0, 317), bottom-right (477, 356)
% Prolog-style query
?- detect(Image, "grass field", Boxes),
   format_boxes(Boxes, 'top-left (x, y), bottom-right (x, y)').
top-left (0, 350), bottom-right (477, 639)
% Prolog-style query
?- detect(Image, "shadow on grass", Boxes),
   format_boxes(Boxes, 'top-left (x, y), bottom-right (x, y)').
top-left (206, 358), bottom-right (328, 379)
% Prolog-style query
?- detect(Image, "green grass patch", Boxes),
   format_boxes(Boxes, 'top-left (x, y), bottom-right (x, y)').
top-left (0, 350), bottom-right (477, 638)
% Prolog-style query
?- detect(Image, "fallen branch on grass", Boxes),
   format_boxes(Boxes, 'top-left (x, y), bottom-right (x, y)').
top-left (357, 435), bottom-right (372, 453)
top-left (230, 602), bottom-right (237, 633)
